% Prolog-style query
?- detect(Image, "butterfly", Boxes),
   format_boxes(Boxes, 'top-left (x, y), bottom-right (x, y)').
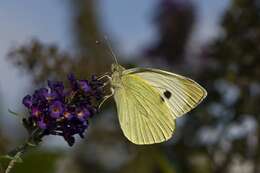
top-left (99, 40), bottom-right (207, 145)
top-left (99, 62), bottom-right (207, 145)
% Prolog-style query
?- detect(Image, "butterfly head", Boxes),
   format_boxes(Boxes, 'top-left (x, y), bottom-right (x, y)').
top-left (111, 63), bottom-right (125, 87)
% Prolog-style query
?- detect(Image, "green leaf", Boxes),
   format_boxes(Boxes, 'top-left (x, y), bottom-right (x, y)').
top-left (8, 109), bottom-right (20, 117)
top-left (27, 142), bottom-right (37, 147)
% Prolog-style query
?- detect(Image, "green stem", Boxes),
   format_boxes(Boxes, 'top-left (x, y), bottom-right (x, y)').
top-left (5, 151), bottom-right (22, 173)
top-left (4, 128), bottom-right (43, 173)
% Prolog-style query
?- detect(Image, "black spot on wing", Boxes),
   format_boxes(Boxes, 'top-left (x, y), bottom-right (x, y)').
top-left (160, 96), bottom-right (165, 102)
top-left (163, 90), bottom-right (172, 99)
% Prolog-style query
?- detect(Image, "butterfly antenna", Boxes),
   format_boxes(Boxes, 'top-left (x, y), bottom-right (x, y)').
top-left (104, 36), bottom-right (118, 64)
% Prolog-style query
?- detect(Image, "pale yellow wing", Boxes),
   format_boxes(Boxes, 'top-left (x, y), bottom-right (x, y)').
top-left (124, 68), bottom-right (207, 119)
top-left (114, 74), bottom-right (175, 145)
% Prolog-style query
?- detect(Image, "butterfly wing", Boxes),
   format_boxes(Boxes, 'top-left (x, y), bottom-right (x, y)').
top-left (114, 74), bottom-right (175, 145)
top-left (123, 68), bottom-right (207, 119)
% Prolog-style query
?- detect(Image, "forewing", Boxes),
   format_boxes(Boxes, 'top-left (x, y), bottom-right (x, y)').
top-left (124, 68), bottom-right (207, 119)
top-left (114, 74), bottom-right (175, 145)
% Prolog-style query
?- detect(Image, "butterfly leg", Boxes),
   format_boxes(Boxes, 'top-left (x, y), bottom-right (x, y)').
top-left (97, 74), bottom-right (112, 88)
top-left (97, 73), bottom-right (111, 81)
top-left (97, 73), bottom-right (114, 109)
top-left (98, 88), bottom-right (114, 109)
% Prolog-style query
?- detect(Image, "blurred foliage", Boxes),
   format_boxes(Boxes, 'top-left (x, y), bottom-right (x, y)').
top-left (200, 0), bottom-right (260, 172)
top-left (0, 148), bottom-right (65, 173)
top-left (146, 0), bottom-right (260, 172)
top-left (0, 92), bottom-right (8, 156)
top-left (11, 150), bottom-right (62, 173)
top-left (145, 0), bottom-right (260, 172)
top-left (3, 0), bottom-right (260, 172)
top-left (8, 38), bottom-right (111, 85)
top-left (145, 0), bottom-right (195, 65)
top-left (0, 133), bottom-right (8, 155)
top-left (8, 0), bottom-right (113, 85)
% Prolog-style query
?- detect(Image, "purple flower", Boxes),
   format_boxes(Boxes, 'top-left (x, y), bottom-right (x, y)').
top-left (76, 107), bottom-right (90, 121)
top-left (48, 80), bottom-right (64, 95)
top-left (31, 107), bottom-right (41, 117)
top-left (23, 95), bottom-right (32, 108)
top-left (49, 101), bottom-right (64, 118)
top-left (38, 88), bottom-right (49, 96)
top-left (63, 112), bottom-right (71, 119)
top-left (45, 92), bottom-right (58, 101)
top-left (34, 88), bottom-right (48, 99)
top-left (78, 80), bottom-right (91, 93)
top-left (67, 73), bottom-right (78, 90)
top-left (22, 73), bottom-right (104, 146)
top-left (30, 88), bottom-right (49, 108)
top-left (63, 135), bottom-right (75, 147)
top-left (38, 118), bottom-right (47, 129)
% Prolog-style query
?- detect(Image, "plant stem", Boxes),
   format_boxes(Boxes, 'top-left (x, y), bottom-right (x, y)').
top-left (4, 128), bottom-right (43, 173)
top-left (5, 152), bottom-right (22, 173)
top-left (4, 141), bottom-right (32, 173)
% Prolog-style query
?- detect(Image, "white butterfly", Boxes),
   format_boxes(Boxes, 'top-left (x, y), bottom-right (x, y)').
top-left (98, 62), bottom-right (207, 145)
top-left (99, 40), bottom-right (207, 145)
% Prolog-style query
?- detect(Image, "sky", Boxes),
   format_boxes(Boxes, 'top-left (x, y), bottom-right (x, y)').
top-left (0, 0), bottom-right (230, 132)
top-left (0, 0), bottom-right (71, 131)
top-left (99, 0), bottom-right (231, 55)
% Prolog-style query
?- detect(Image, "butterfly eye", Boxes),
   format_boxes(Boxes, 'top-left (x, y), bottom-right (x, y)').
top-left (163, 90), bottom-right (172, 99)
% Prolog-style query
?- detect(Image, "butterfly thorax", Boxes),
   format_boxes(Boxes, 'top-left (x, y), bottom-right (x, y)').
top-left (111, 63), bottom-right (126, 88)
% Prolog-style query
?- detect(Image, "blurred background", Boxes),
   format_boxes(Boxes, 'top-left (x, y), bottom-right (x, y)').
top-left (0, 0), bottom-right (260, 172)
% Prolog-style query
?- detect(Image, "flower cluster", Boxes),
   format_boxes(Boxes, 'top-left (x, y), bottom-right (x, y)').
top-left (22, 74), bottom-right (104, 146)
